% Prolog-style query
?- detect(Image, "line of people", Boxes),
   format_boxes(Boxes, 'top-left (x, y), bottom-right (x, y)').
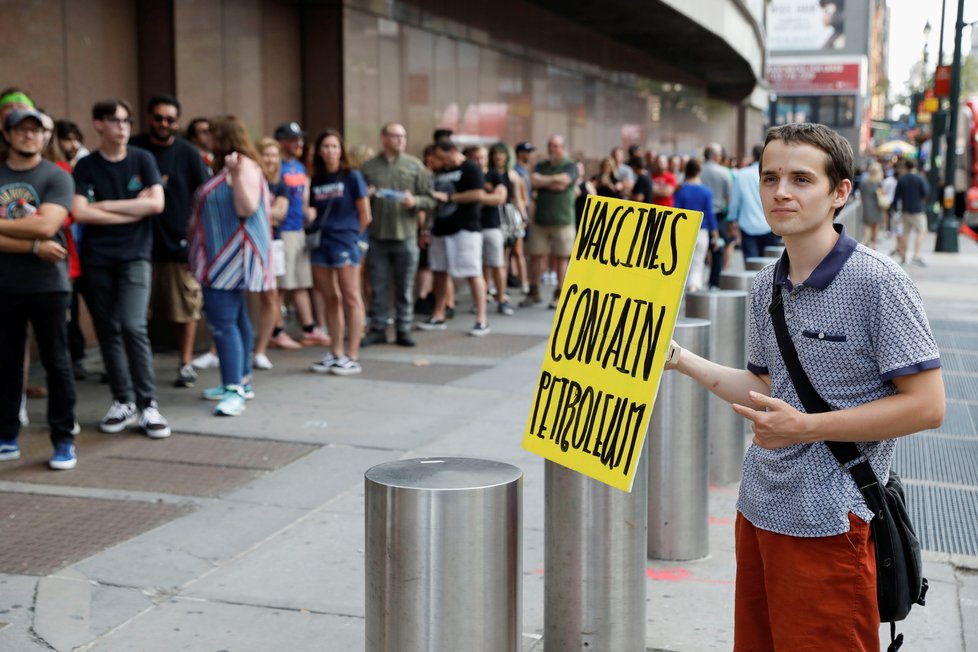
top-left (1, 83), bottom-right (785, 471)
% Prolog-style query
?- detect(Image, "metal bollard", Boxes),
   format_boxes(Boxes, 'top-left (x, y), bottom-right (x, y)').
top-left (719, 269), bottom-right (758, 293)
top-left (764, 245), bottom-right (784, 258)
top-left (365, 458), bottom-right (522, 652)
top-left (648, 318), bottom-right (711, 561)
top-left (744, 256), bottom-right (780, 271)
top-left (686, 291), bottom-right (748, 485)
top-left (545, 451), bottom-right (648, 651)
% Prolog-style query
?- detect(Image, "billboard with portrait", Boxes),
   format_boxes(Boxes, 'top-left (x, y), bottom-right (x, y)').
top-left (768, 0), bottom-right (849, 52)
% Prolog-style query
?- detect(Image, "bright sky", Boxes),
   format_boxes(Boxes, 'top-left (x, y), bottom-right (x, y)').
top-left (887, 0), bottom-right (978, 93)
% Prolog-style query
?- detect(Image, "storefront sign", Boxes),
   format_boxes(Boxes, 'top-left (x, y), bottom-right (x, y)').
top-left (768, 62), bottom-right (861, 94)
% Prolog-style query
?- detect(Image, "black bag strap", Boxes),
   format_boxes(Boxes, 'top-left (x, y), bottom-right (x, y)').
top-left (767, 276), bottom-right (883, 502)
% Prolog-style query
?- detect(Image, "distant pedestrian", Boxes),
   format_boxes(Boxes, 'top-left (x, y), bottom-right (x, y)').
top-left (0, 107), bottom-right (79, 469)
top-left (729, 145), bottom-right (782, 261)
top-left (892, 158), bottom-right (930, 266)
top-left (130, 94), bottom-right (210, 389)
top-left (307, 130), bottom-right (372, 375)
top-left (188, 115), bottom-right (273, 416)
top-left (672, 158), bottom-right (718, 293)
top-left (525, 135), bottom-right (577, 309)
top-left (71, 98), bottom-right (170, 438)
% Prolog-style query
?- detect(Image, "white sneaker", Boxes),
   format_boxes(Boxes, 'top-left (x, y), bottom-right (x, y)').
top-left (253, 353), bottom-right (273, 370)
top-left (139, 401), bottom-right (171, 439)
top-left (191, 351), bottom-right (220, 370)
top-left (99, 401), bottom-right (137, 433)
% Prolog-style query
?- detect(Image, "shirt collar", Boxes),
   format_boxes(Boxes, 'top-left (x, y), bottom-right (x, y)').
top-left (773, 223), bottom-right (857, 290)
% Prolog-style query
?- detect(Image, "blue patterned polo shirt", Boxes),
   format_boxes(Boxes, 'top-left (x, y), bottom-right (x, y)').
top-left (742, 224), bottom-right (940, 537)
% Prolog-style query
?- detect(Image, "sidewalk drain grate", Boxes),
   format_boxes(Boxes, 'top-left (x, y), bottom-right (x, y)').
top-left (0, 494), bottom-right (191, 575)
top-left (933, 401), bottom-right (978, 438)
top-left (943, 372), bottom-right (978, 403)
top-left (904, 483), bottom-right (978, 557)
top-left (934, 330), bottom-right (978, 352)
top-left (894, 435), bottom-right (978, 486)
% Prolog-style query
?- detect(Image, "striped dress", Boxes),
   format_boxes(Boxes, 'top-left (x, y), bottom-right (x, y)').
top-left (188, 169), bottom-right (275, 292)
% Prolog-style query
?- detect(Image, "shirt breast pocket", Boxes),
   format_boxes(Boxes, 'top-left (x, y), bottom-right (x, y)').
top-left (801, 329), bottom-right (847, 343)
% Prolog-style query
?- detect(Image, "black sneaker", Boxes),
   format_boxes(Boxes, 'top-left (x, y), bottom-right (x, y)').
top-left (469, 322), bottom-right (491, 337)
top-left (173, 364), bottom-right (197, 388)
top-left (417, 318), bottom-right (447, 331)
top-left (444, 306), bottom-right (456, 319)
top-left (395, 331), bottom-right (416, 347)
top-left (361, 329), bottom-right (388, 346)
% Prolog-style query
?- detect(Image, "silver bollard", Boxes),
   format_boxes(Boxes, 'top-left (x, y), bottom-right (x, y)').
top-left (719, 270), bottom-right (758, 293)
top-left (764, 245), bottom-right (784, 258)
top-left (365, 457), bottom-right (522, 652)
top-left (686, 291), bottom-right (748, 485)
top-left (648, 318), bottom-right (711, 561)
top-left (545, 451), bottom-right (648, 651)
top-left (744, 256), bottom-right (780, 271)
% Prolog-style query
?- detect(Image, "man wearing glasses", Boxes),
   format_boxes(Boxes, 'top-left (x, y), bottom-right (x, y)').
top-left (71, 98), bottom-right (171, 439)
top-left (130, 95), bottom-right (210, 389)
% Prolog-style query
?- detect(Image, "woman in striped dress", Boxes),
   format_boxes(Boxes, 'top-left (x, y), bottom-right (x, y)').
top-left (188, 115), bottom-right (273, 416)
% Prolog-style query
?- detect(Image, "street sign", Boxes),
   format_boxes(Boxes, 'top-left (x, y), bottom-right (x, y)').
top-left (936, 65), bottom-right (951, 97)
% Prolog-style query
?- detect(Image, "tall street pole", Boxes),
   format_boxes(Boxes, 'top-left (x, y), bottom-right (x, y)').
top-left (936, 0), bottom-right (964, 253)
top-left (928, 0), bottom-right (947, 222)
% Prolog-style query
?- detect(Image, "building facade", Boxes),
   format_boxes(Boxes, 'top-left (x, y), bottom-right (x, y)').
top-left (1, 0), bottom-right (767, 159)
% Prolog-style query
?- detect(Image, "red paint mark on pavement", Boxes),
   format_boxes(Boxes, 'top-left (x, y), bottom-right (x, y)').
top-left (709, 515), bottom-right (736, 526)
top-left (646, 568), bottom-right (691, 581)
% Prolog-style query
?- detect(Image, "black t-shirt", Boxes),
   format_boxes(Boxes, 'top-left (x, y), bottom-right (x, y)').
top-left (129, 135), bottom-right (210, 261)
top-left (73, 148), bottom-right (163, 266)
top-left (432, 160), bottom-right (483, 236)
top-left (0, 160), bottom-right (73, 294)
top-left (480, 169), bottom-right (513, 230)
top-left (632, 173), bottom-right (654, 203)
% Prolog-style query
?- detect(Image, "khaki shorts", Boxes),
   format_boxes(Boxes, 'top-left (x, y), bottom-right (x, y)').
top-left (279, 230), bottom-right (313, 290)
top-left (527, 224), bottom-right (575, 257)
top-left (903, 212), bottom-right (927, 236)
top-left (151, 261), bottom-right (202, 323)
top-left (429, 230), bottom-right (483, 278)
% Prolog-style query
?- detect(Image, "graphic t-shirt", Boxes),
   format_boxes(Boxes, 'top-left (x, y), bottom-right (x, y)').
top-left (129, 135), bottom-right (210, 261)
top-left (72, 148), bottom-right (163, 265)
top-left (279, 158), bottom-right (308, 232)
top-left (309, 169), bottom-right (368, 248)
top-left (0, 160), bottom-right (73, 294)
top-left (432, 160), bottom-right (483, 236)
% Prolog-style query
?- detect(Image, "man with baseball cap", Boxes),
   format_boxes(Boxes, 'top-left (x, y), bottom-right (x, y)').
top-left (274, 121), bottom-right (329, 347)
top-left (0, 107), bottom-right (79, 469)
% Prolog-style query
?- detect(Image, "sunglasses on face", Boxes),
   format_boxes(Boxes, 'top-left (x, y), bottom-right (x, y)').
top-left (152, 114), bottom-right (177, 124)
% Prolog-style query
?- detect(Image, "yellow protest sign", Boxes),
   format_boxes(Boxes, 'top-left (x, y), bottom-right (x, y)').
top-left (522, 195), bottom-right (702, 492)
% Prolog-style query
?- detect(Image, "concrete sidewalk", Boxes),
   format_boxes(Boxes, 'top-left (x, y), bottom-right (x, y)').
top-left (1, 229), bottom-right (977, 651)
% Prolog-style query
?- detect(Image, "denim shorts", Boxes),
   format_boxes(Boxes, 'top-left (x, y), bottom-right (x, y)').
top-left (311, 237), bottom-right (362, 269)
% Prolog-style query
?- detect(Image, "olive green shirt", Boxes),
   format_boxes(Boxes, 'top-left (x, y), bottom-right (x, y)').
top-left (360, 153), bottom-right (435, 241)
top-left (533, 156), bottom-right (577, 226)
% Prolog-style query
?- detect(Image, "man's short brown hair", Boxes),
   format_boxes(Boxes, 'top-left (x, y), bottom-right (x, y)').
top-left (762, 123), bottom-right (853, 216)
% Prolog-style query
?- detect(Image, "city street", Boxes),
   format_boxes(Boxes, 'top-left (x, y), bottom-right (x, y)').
top-left (2, 229), bottom-right (977, 651)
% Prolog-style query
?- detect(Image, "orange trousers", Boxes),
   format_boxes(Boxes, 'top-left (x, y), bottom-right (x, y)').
top-left (734, 513), bottom-right (879, 651)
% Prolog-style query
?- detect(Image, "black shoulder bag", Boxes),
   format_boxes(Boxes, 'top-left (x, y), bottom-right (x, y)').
top-left (768, 277), bottom-right (927, 652)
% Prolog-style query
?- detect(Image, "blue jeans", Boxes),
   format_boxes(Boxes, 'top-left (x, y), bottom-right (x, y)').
top-left (202, 288), bottom-right (253, 386)
top-left (367, 237), bottom-right (419, 333)
top-left (740, 231), bottom-right (783, 263)
top-left (0, 292), bottom-right (76, 445)
top-left (83, 260), bottom-right (157, 409)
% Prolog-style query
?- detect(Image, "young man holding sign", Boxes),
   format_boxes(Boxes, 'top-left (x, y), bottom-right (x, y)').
top-left (665, 123), bottom-right (944, 650)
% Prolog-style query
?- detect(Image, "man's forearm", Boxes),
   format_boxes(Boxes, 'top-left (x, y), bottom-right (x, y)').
top-left (0, 233), bottom-right (33, 253)
top-left (97, 197), bottom-right (162, 217)
top-left (671, 344), bottom-right (770, 406)
top-left (72, 202), bottom-right (142, 225)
